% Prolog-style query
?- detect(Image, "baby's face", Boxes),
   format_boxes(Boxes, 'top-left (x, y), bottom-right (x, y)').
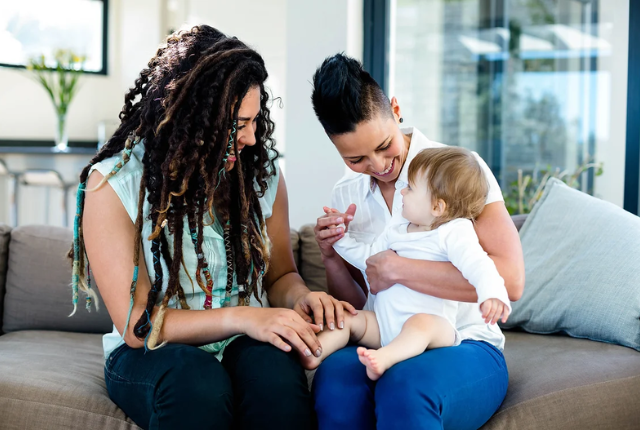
top-left (400, 176), bottom-right (438, 227)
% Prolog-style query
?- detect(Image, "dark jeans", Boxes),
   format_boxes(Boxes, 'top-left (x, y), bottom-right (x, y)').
top-left (104, 335), bottom-right (315, 430)
top-left (313, 340), bottom-right (508, 430)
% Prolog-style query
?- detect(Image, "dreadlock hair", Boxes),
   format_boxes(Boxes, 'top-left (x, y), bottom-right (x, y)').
top-left (311, 53), bottom-right (393, 135)
top-left (68, 25), bottom-right (278, 350)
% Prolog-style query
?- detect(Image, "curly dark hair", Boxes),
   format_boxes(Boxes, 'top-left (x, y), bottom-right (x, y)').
top-left (69, 25), bottom-right (279, 349)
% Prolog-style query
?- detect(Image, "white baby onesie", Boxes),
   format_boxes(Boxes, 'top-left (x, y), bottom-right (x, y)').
top-left (333, 218), bottom-right (511, 347)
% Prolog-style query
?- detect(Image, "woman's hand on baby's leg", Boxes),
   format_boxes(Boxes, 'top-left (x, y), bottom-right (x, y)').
top-left (241, 307), bottom-right (323, 358)
top-left (299, 311), bottom-right (376, 371)
top-left (294, 291), bottom-right (358, 332)
top-left (480, 299), bottom-right (511, 325)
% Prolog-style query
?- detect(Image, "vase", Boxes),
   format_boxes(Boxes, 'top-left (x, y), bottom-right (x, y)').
top-left (54, 110), bottom-right (69, 152)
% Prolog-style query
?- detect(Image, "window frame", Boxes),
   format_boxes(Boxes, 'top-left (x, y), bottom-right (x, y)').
top-left (623, 0), bottom-right (640, 214)
top-left (363, 0), bottom-right (390, 93)
top-left (0, 0), bottom-right (110, 76)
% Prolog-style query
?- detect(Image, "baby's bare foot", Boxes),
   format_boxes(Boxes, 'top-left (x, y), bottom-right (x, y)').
top-left (356, 347), bottom-right (388, 381)
top-left (299, 349), bottom-right (322, 370)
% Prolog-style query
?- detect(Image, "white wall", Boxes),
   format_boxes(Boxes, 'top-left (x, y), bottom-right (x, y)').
top-left (0, 0), bottom-right (164, 226)
top-left (184, 0), bottom-right (288, 155)
top-left (0, 0), bottom-right (162, 141)
top-left (285, 0), bottom-right (363, 228)
top-left (163, 0), bottom-right (364, 228)
top-left (594, 0), bottom-right (629, 207)
top-left (0, 0), bottom-right (363, 228)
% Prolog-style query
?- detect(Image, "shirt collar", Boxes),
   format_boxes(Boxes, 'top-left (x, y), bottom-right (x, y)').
top-left (397, 127), bottom-right (432, 186)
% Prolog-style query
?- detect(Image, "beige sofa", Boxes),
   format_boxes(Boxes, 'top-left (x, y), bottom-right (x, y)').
top-left (1, 219), bottom-right (639, 430)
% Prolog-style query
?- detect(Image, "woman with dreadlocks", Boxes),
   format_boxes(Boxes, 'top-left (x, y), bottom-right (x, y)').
top-left (70, 25), bottom-right (355, 429)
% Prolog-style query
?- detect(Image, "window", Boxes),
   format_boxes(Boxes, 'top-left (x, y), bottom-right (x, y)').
top-left (366, 0), bottom-right (639, 214)
top-left (0, 0), bottom-right (109, 74)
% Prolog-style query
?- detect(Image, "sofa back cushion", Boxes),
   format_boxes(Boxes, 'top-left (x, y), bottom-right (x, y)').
top-left (0, 224), bottom-right (11, 334)
top-left (290, 229), bottom-right (300, 269)
top-left (3, 225), bottom-right (113, 334)
top-left (298, 225), bottom-right (328, 292)
top-left (501, 178), bottom-right (640, 351)
top-left (511, 214), bottom-right (527, 232)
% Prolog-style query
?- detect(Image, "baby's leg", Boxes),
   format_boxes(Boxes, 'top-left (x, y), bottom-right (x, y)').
top-left (357, 313), bottom-right (455, 381)
top-left (300, 310), bottom-right (380, 370)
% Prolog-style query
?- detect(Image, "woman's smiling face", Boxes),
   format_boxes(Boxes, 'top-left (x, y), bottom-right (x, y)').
top-left (329, 111), bottom-right (408, 184)
top-left (225, 85), bottom-right (261, 172)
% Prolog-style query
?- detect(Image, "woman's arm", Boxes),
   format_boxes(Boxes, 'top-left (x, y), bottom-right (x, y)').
top-left (314, 205), bottom-right (368, 309)
top-left (263, 174), bottom-right (309, 309)
top-left (262, 174), bottom-right (357, 330)
top-left (83, 171), bottom-right (322, 355)
top-left (365, 202), bottom-right (525, 302)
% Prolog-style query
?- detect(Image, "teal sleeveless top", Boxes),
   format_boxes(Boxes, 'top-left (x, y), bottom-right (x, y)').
top-left (89, 142), bottom-right (280, 360)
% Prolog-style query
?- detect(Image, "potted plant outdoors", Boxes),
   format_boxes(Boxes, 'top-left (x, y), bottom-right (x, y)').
top-left (503, 160), bottom-right (604, 215)
top-left (26, 49), bottom-right (86, 152)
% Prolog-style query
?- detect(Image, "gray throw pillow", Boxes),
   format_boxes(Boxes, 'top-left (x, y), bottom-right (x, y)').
top-left (501, 178), bottom-right (640, 351)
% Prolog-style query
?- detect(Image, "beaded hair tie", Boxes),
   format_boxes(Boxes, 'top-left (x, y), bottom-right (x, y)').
top-left (189, 227), bottom-right (215, 309)
top-left (216, 120), bottom-right (237, 189)
top-left (70, 134), bottom-right (140, 317)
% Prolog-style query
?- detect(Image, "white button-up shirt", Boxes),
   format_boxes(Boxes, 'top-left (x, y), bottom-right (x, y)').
top-left (330, 127), bottom-right (506, 350)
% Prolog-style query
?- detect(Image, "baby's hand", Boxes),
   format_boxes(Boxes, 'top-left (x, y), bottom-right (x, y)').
top-left (480, 299), bottom-right (510, 325)
top-left (324, 207), bottom-right (347, 232)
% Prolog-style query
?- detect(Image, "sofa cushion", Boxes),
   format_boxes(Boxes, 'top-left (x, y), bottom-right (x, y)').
top-left (290, 229), bottom-right (300, 269)
top-left (501, 178), bottom-right (640, 351)
top-left (0, 330), bottom-right (140, 429)
top-left (0, 224), bottom-right (10, 334)
top-left (3, 225), bottom-right (113, 334)
top-left (482, 331), bottom-right (640, 429)
top-left (1, 332), bottom-right (637, 429)
top-left (298, 225), bottom-right (328, 292)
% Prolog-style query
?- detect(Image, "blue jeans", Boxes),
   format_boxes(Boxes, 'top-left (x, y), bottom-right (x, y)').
top-left (312, 340), bottom-right (508, 430)
top-left (104, 335), bottom-right (315, 430)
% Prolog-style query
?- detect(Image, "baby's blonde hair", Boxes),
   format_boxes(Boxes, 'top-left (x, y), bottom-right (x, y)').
top-left (407, 147), bottom-right (488, 229)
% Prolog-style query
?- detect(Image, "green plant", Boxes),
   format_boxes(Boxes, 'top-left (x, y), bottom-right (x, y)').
top-left (503, 161), bottom-right (604, 215)
top-left (26, 49), bottom-right (85, 150)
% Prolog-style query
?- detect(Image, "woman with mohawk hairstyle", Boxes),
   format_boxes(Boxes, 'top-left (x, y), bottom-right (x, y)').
top-left (69, 25), bottom-right (355, 429)
top-left (310, 53), bottom-right (525, 430)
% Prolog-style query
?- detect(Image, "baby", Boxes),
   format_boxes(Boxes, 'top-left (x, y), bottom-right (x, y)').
top-left (302, 146), bottom-right (511, 380)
